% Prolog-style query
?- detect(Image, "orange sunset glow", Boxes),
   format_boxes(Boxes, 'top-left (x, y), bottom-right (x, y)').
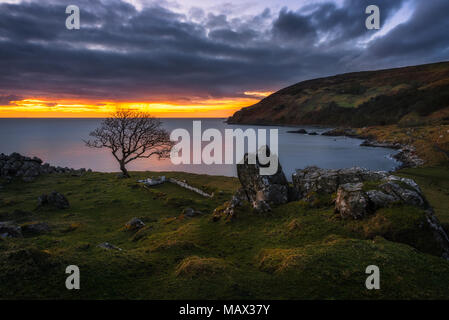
top-left (0, 94), bottom-right (272, 118)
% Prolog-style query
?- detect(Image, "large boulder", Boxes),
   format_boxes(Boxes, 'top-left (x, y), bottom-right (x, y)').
top-left (335, 183), bottom-right (371, 219)
top-left (237, 146), bottom-right (290, 212)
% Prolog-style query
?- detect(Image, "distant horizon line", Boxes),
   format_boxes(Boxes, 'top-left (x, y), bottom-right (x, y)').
top-left (0, 117), bottom-right (228, 119)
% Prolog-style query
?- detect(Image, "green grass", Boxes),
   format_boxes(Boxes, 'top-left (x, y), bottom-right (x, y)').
top-left (1, 167), bottom-right (449, 300)
top-left (398, 165), bottom-right (449, 224)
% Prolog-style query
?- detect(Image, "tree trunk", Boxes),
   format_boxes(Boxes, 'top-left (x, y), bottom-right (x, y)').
top-left (119, 161), bottom-right (130, 178)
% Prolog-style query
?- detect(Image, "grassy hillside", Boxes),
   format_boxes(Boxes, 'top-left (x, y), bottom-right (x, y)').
top-left (228, 61), bottom-right (449, 127)
top-left (1, 166), bottom-right (449, 299)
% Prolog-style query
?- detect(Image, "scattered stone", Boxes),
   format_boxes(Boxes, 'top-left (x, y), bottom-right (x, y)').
top-left (98, 242), bottom-right (122, 251)
top-left (138, 176), bottom-right (166, 186)
top-left (0, 221), bottom-right (22, 238)
top-left (38, 191), bottom-right (70, 209)
top-left (124, 217), bottom-right (145, 231)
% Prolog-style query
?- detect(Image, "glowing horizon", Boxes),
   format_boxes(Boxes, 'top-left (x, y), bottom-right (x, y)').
top-left (0, 95), bottom-right (270, 118)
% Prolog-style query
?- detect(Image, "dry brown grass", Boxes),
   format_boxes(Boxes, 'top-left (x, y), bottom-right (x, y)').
top-left (357, 124), bottom-right (449, 165)
top-left (175, 256), bottom-right (228, 278)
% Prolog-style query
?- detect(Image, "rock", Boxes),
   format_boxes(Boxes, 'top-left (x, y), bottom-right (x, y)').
top-left (138, 176), bottom-right (166, 186)
top-left (38, 191), bottom-right (70, 209)
top-left (321, 128), bottom-right (359, 137)
top-left (292, 166), bottom-right (386, 199)
top-left (287, 129), bottom-right (307, 134)
top-left (98, 242), bottom-right (122, 251)
top-left (213, 188), bottom-right (249, 221)
top-left (124, 218), bottom-right (145, 231)
top-left (237, 145), bottom-right (290, 211)
top-left (335, 183), bottom-right (371, 219)
top-left (0, 152), bottom-right (81, 181)
top-left (360, 140), bottom-right (402, 149)
top-left (424, 209), bottom-right (449, 259)
top-left (21, 222), bottom-right (50, 234)
top-left (308, 132), bottom-right (318, 136)
top-left (0, 221), bottom-right (22, 238)
top-left (22, 177), bottom-right (36, 182)
top-left (365, 190), bottom-right (398, 209)
top-left (182, 208), bottom-right (203, 218)
top-left (379, 182), bottom-right (425, 207)
top-left (252, 199), bottom-right (272, 213)
top-left (393, 146), bottom-right (425, 168)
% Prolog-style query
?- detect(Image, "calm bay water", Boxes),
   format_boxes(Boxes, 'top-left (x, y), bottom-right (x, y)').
top-left (0, 118), bottom-right (398, 179)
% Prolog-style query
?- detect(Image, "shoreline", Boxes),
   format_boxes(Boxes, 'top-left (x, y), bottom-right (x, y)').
top-left (226, 121), bottom-right (423, 171)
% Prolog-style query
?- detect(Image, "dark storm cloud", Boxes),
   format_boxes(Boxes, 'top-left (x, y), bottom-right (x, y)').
top-left (363, 0), bottom-right (449, 63)
top-left (0, 94), bottom-right (22, 105)
top-left (0, 0), bottom-right (448, 102)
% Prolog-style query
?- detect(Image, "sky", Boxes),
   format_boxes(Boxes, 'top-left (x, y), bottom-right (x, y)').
top-left (0, 0), bottom-right (448, 117)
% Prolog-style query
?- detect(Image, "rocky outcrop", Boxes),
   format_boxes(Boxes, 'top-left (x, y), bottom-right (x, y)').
top-left (38, 192), bottom-right (70, 209)
top-left (329, 172), bottom-right (449, 258)
top-left (292, 166), bottom-right (387, 199)
top-left (236, 147), bottom-right (290, 212)
top-left (393, 145), bottom-right (425, 168)
top-left (0, 152), bottom-right (89, 182)
top-left (293, 166), bottom-right (427, 218)
top-left (292, 166), bottom-right (449, 258)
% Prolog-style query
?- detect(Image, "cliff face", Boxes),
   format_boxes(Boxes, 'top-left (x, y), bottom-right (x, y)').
top-left (228, 61), bottom-right (449, 127)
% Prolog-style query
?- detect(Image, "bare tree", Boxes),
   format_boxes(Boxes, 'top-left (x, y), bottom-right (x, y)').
top-left (85, 110), bottom-right (173, 178)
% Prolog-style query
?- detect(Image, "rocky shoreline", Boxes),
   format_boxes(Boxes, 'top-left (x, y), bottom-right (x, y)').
top-left (0, 152), bottom-right (90, 183)
top-left (321, 128), bottom-right (424, 169)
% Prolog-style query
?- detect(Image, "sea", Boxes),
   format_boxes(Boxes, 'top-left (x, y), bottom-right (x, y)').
top-left (0, 118), bottom-right (398, 179)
